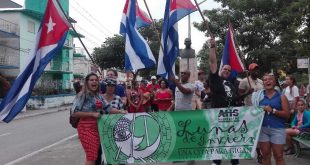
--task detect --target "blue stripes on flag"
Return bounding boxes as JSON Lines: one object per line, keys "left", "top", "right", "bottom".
{"left": 157, "top": 0, "right": 197, "bottom": 77}
{"left": 120, "top": 0, "right": 156, "bottom": 71}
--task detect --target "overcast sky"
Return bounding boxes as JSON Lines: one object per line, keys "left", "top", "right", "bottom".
{"left": 12, "top": 0, "right": 221, "bottom": 54}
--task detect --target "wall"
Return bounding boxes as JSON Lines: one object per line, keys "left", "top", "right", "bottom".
{"left": 26, "top": 94, "right": 75, "bottom": 109}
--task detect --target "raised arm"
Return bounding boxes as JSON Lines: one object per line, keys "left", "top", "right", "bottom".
{"left": 208, "top": 38, "right": 217, "bottom": 74}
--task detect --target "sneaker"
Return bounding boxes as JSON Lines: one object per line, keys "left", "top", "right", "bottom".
{"left": 257, "top": 155, "right": 263, "bottom": 164}
{"left": 285, "top": 149, "right": 295, "bottom": 155}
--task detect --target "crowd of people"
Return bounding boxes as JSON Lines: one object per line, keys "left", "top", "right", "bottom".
{"left": 71, "top": 39, "right": 310, "bottom": 165}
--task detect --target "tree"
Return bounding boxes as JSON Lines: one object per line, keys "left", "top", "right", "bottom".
{"left": 92, "top": 20, "right": 163, "bottom": 79}
{"left": 194, "top": 0, "right": 310, "bottom": 77}
{"left": 92, "top": 35, "right": 125, "bottom": 70}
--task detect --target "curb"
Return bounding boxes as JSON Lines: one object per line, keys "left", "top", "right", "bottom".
{"left": 15, "top": 107, "right": 70, "bottom": 120}
{"left": 0, "top": 106, "right": 72, "bottom": 123}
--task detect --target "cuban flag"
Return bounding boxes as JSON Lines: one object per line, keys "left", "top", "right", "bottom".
{"left": 120, "top": 0, "right": 156, "bottom": 71}
{"left": 219, "top": 25, "right": 245, "bottom": 78}
{"left": 0, "top": 0, "right": 70, "bottom": 123}
{"left": 157, "top": 0, "right": 197, "bottom": 77}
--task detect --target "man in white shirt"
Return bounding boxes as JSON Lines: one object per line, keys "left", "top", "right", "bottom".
{"left": 169, "top": 70, "right": 195, "bottom": 111}
{"left": 239, "top": 63, "right": 263, "bottom": 106}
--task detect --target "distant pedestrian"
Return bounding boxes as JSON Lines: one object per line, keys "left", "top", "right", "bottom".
{"left": 71, "top": 73, "right": 126, "bottom": 165}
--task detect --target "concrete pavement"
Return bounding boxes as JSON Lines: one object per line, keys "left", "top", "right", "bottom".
{"left": 6, "top": 106, "right": 310, "bottom": 165}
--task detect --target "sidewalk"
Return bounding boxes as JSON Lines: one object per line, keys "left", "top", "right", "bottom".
{"left": 14, "top": 105, "right": 72, "bottom": 120}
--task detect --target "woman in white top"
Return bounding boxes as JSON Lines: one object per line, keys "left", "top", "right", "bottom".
{"left": 284, "top": 75, "right": 299, "bottom": 115}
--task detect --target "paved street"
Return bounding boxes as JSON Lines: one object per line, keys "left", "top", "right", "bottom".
{"left": 0, "top": 108, "right": 76, "bottom": 165}
{"left": 1, "top": 108, "right": 310, "bottom": 165}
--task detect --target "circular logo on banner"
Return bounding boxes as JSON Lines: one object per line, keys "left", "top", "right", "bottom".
{"left": 111, "top": 112, "right": 174, "bottom": 163}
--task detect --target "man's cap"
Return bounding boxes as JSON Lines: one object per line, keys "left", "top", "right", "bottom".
{"left": 248, "top": 63, "right": 259, "bottom": 71}
{"left": 105, "top": 78, "right": 117, "bottom": 85}
{"left": 151, "top": 76, "right": 157, "bottom": 80}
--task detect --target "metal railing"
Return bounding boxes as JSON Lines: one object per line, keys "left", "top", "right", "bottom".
{"left": 0, "top": 45, "right": 19, "bottom": 67}
{"left": 0, "top": 18, "right": 19, "bottom": 36}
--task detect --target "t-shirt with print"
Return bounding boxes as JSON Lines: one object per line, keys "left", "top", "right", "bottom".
{"left": 239, "top": 77, "right": 263, "bottom": 106}
{"left": 209, "top": 71, "right": 239, "bottom": 108}
{"left": 175, "top": 82, "right": 195, "bottom": 111}
{"left": 106, "top": 95, "right": 124, "bottom": 110}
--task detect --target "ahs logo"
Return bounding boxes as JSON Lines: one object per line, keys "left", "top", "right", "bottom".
{"left": 218, "top": 109, "right": 239, "bottom": 117}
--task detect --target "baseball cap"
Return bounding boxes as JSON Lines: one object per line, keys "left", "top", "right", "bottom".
{"left": 248, "top": 63, "right": 259, "bottom": 71}
{"left": 151, "top": 76, "right": 157, "bottom": 80}
{"left": 105, "top": 78, "right": 117, "bottom": 86}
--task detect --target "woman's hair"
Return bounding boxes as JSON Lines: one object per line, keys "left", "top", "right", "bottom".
{"left": 158, "top": 79, "right": 168, "bottom": 88}
{"left": 286, "top": 75, "right": 297, "bottom": 95}
{"left": 296, "top": 98, "right": 307, "bottom": 108}
{"left": 81, "top": 72, "right": 99, "bottom": 96}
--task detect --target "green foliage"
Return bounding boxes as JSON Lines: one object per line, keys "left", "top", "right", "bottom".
{"left": 92, "top": 35, "right": 125, "bottom": 70}
{"left": 194, "top": 0, "right": 310, "bottom": 75}
{"left": 92, "top": 20, "right": 163, "bottom": 79}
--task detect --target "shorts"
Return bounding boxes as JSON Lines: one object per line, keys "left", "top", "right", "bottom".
{"left": 258, "top": 127, "right": 286, "bottom": 144}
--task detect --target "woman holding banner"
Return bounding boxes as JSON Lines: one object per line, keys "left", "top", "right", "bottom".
{"left": 71, "top": 73, "right": 126, "bottom": 165}
{"left": 258, "top": 74, "right": 290, "bottom": 165}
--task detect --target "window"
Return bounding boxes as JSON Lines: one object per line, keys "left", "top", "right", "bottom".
{"left": 27, "top": 20, "right": 35, "bottom": 33}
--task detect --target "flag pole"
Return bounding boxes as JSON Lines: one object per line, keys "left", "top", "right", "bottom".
{"left": 55, "top": 0, "right": 101, "bottom": 74}
{"left": 193, "top": 0, "right": 214, "bottom": 38}
{"left": 142, "top": 0, "right": 164, "bottom": 51}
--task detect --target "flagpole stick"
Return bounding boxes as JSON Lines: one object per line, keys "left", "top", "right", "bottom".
{"left": 142, "top": 0, "right": 164, "bottom": 51}
{"left": 55, "top": 0, "right": 101, "bottom": 74}
{"left": 228, "top": 23, "right": 252, "bottom": 88}
{"left": 193, "top": 0, "right": 214, "bottom": 38}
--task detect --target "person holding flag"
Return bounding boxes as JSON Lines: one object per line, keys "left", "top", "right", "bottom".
{"left": 208, "top": 34, "right": 243, "bottom": 164}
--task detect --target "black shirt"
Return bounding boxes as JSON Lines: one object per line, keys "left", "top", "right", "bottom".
{"left": 209, "top": 71, "right": 239, "bottom": 108}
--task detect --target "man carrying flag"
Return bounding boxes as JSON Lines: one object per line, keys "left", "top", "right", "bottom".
{"left": 208, "top": 26, "right": 244, "bottom": 164}
{"left": 0, "top": 0, "right": 70, "bottom": 123}
{"left": 157, "top": 0, "right": 197, "bottom": 78}
{"left": 120, "top": 0, "right": 156, "bottom": 71}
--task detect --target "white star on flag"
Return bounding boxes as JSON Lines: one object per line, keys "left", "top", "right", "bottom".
{"left": 45, "top": 16, "right": 56, "bottom": 33}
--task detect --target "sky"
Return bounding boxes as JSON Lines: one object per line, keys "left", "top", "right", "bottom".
{"left": 12, "top": 0, "right": 221, "bottom": 55}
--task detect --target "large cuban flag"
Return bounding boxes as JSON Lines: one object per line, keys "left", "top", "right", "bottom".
{"left": 157, "top": 0, "right": 197, "bottom": 77}
{"left": 219, "top": 24, "right": 245, "bottom": 78}
{"left": 120, "top": 0, "right": 156, "bottom": 71}
{"left": 0, "top": 0, "right": 70, "bottom": 123}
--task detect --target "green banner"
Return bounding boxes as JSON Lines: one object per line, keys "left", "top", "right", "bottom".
{"left": 98, "top": 106, "right": 264, "bottom": 164}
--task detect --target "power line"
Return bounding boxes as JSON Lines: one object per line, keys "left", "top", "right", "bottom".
{"left": 71, "top": 0, "right": 114, "bottom": 35}
{"left": 70, "top": 1, "right": 113, "bottom": 37}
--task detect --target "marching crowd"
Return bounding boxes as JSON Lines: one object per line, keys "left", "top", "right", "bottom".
{"left": 71, "top": 38, "right": 310, "bottom": 165}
